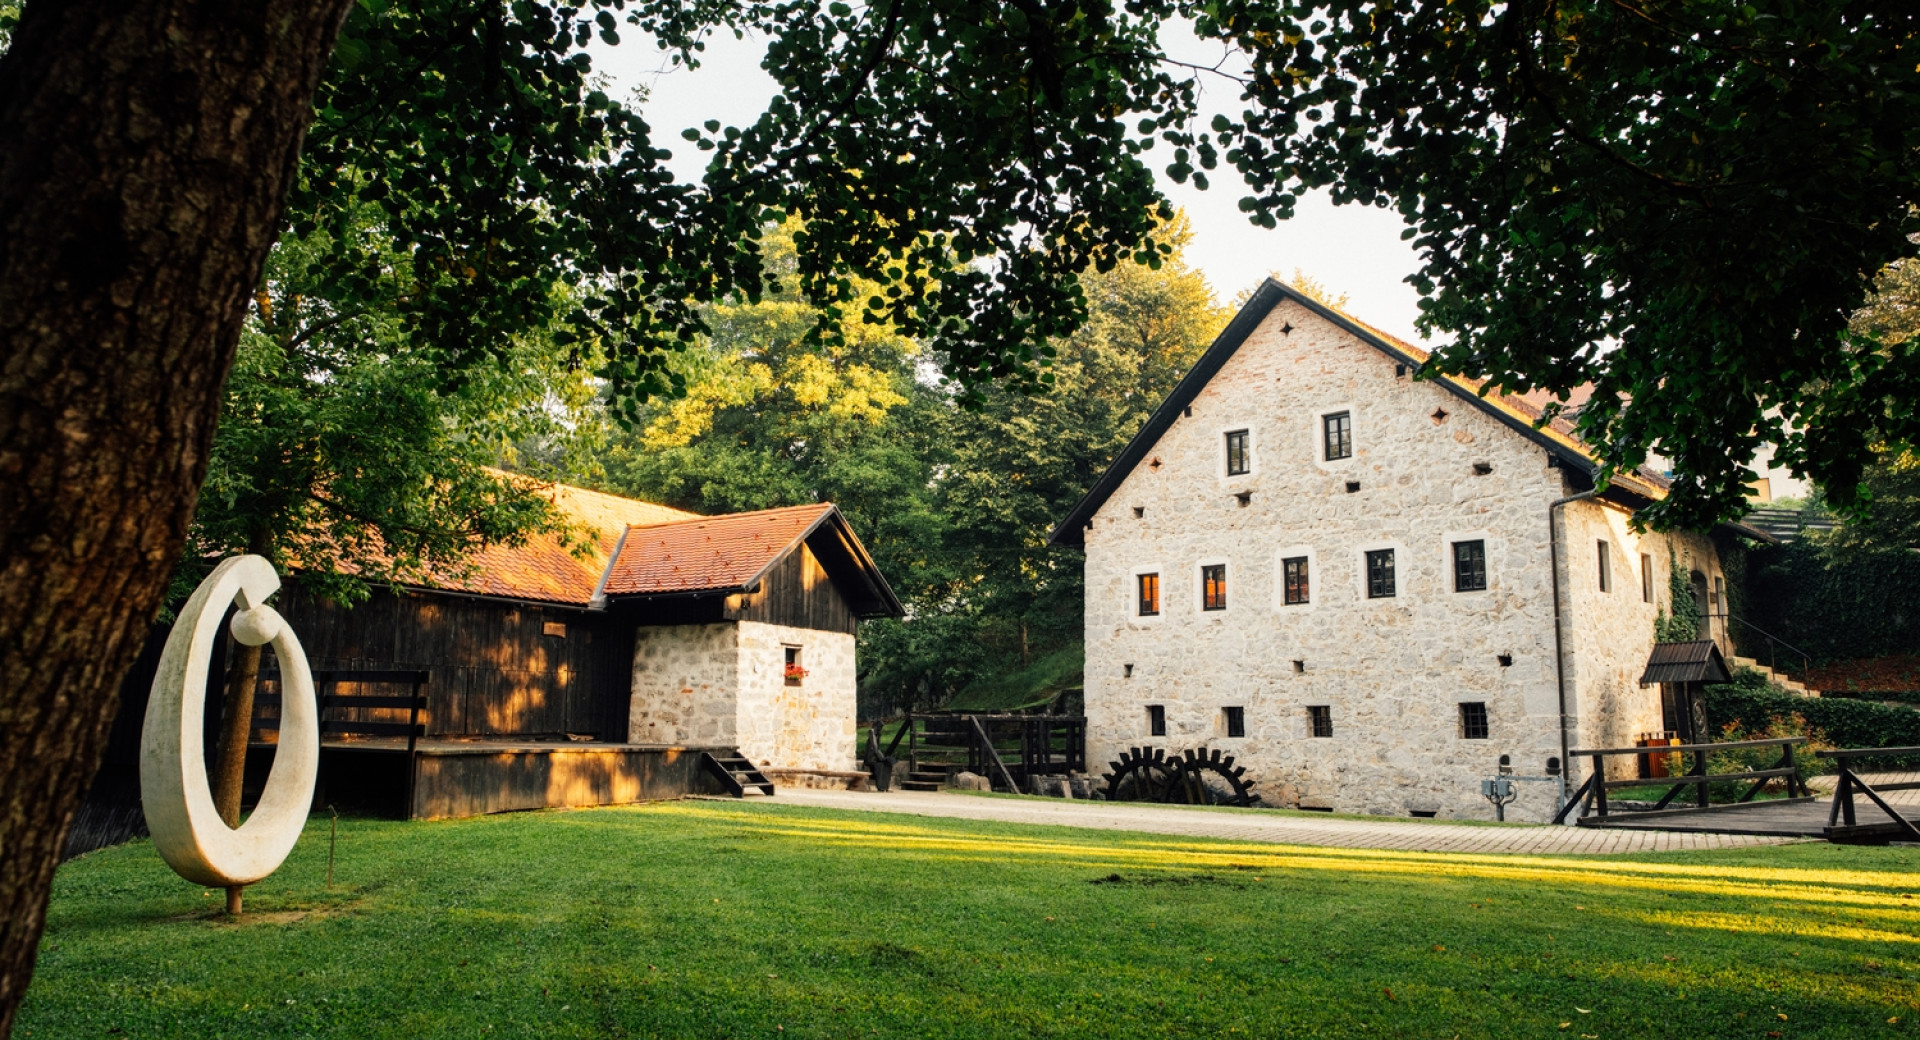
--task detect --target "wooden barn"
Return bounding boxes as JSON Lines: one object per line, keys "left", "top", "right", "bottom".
{"left": 74, "top": 483, "right": 901, "bottom": 848}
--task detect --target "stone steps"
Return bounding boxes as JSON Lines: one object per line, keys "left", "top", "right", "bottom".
{"left": 1730, "top": 656, "right": 1819, "bottom": 697}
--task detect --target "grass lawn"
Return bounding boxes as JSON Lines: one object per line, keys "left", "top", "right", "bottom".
{"left": 20, "top": 801, "right": 1920, "bottom": 1039}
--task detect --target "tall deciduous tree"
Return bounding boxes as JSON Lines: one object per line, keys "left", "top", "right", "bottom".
{"left": 885, "top": 215, "right": 1226, "bottom": 709}
{"left": 0, "top": 1, "right": 356, "bottom": 1027}
{"left": 191, "top": 220, "right": 604, "bottom": 831}
{"left": 1199, "top": 0, "right": 1920, "bottom": 528}
{"left": 595, "top": 221, "right": 949, "bottom": 608}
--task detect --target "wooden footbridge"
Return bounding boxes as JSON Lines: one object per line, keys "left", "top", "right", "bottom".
{"left": 1553, "top": 738, "right": 1920, "bottom": 844}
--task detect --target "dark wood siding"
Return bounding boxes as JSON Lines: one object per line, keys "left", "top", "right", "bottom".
{"left": 268, "top": 584, "right": 627, "bottom": 741}
{"left": 725, "top": 543, "right": 858, "bottom": 634}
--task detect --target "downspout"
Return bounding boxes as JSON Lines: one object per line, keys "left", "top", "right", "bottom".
{"left": 1548, "top": 485, "right": 1602, "bottom": 821}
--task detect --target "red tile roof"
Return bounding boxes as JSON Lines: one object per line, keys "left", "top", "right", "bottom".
{"left": 423, "top": 477, "right": 701, "bottom": 606}
{"left": 601, "top": 504, "right": 836, "bottom": 596}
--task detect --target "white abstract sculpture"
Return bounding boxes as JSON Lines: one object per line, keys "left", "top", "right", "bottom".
{"left": 140, "top": 555, "right": 319, "bottom": 887}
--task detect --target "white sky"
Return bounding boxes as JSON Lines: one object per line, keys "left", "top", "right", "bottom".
{"left": 590, "top": 25, "right": 1431, "bottom": 344}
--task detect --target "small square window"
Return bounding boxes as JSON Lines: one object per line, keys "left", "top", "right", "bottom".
{"left": 1225, "top": 429, "right": 1251, "bottom": 476}
{"left": 1323, "top": 412, "right": 1353, "bottom": 461}
{"left": 1283, "top": 556, "right": 1310, "bottom": 605}
{"left": 1452, "top": 540, "right": 1487, "bottom": 592}
{"left": 1459, "top": 702, "right": 1490, "bottom": 740}
{"left": 783, "top": 646, "right": 805, "bottom": 687}
{"left": 1222, "top": 706, "right": 1246, "bottom": 738}
{"left": 1202, "top": 564, "right": 1227, "bottom": 611}
{"left": 1366, "top": 549, "right": 1396, "bottom": 599}
{"left": 1137, "top": 573, "right": 1161, "bottom": 616}
{"left": 1147, "top": 705, "right": 1166, "bottom": 737}
{"left": 1307, "top": 705, "right": 1333, "bottom": 738}
{"left": 1596, "top": 541, "right": 1612, "bottom": 593}
{"left": 1641, "top": 553, "right": 1654, "bottom": 603}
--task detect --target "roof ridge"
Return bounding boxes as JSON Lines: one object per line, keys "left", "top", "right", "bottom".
{"left": 622, "top": 501, "right": 833, "bottom": 533}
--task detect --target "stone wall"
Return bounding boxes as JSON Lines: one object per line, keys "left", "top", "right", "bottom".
{"left": 626, "top": 620, "right": 857, "bottom": 772}
{"left": 627, "top": 623, "right": 740, "bottom": 746}
{"left": 1555, "top": 501, "right": 1722, "bottom": 779}
{"left": 1081, "top": 299, "right": 1724, "bottom": 823}
{"left": 734, "top": 620, "right": 858, "bottom": 772}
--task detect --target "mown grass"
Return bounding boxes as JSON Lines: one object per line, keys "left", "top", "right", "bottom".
{"left": 20, "top": 801, "right": 1920, "bottom": 1039}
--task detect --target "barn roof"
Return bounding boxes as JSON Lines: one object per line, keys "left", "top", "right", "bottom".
{"left": 1049, "top": 280, "right": 1750, "bottom": 547}
{"left": 390, "top": 478, "right": 901, "bottom": 617}
{"left": 599, "top": 503, "right": 903, "bottom": 618}
{"left": 1638, "top": 640, "right": 1733, "bottom": 686}
{"left": 421, "top": 477, "right": 701, "bottom": 606}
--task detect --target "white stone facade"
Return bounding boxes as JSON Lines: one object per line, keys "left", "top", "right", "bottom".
{"left": 1080, "top": 298, "right": 1726, "bottom": 822}
{"left": 627, "top": 621, "right": 857, "bottom": 772}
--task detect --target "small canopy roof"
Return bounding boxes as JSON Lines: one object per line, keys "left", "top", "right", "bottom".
{"left": 1638, "top": 640, "right": 1732, "bottom": 687}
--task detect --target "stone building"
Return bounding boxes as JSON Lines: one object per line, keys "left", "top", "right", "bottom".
{"left": 1051, "top": 280, "right": 1766, "bottom": 823}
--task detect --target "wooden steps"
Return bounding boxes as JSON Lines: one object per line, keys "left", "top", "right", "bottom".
{"left": 701, "top": 751, "right": 776, "bottom": 797}
{"left": 898, "top": 766, "right": 952, "bottom": 792}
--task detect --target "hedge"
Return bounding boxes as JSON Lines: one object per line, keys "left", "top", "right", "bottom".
{"left": 1708, "top": 684, "right": 1920, "bottom": 757}
{"left": 1737, "top": 537, "right": 1920, "bottom": 664}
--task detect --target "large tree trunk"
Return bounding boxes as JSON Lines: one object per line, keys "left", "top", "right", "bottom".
{"left": 0, "top": 2, "right": 351, "bottom": 1033}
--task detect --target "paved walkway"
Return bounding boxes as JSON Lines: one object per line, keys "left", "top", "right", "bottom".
{"left": 767, "top": 788, "right": 1798, "bottom": 855}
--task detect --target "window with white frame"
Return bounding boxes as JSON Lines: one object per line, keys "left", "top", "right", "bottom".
{"left": 1283, "top": 556, "right": 1310, "bottom": 605}
{"left": 1224, "top": 429, "right": 1251, "bottom": 477}
{"left": 1323, "top": 411, "right": 1353, "bottom": 461}
{"left": 1201, "top": 563, "right": 1227, "bottom": 611}
{"left": 1137, "top": 572, "right": 1161, "bottom": 616}
{"left": 1366, "top": 548, "right": 1396, "bottom": 599}
{"left": 1452, "top": 540, "right": 1487, "bottom": 592}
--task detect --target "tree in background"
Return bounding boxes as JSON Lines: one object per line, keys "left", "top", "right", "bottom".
{"left": 592, "top": 216, "right": 1224, "bottom": 716}
{"left": 188, "top": 219, "right": 604, "bottom": 830}
{"left": 1235, "top": 269, "right": 1351, "bottom": 312}
{"left": 864, "top": 215, "right": 1228, "bottom": 714}
{"left": 1204, "top": 0, "right": 1920, "bottom": 528}
{"left": 1821, "top": 251, "right": 1920, "bottom": 558}
{"left": 592, "top": 221, "right": 948, "bottom": 592}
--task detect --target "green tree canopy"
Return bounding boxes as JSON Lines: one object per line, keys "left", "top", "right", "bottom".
{"left": 188, "top": 216, "right": 603, "bottom": 605}
{"left": 1196, "top": 0, "right": 1920, "bottom": 527}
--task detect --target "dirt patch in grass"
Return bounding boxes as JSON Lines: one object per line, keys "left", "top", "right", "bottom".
{"left": 1087, "top": 872, "right": 1256, "bottom": 888}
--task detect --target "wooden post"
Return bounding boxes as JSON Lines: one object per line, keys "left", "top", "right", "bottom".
{"left": 225, "top": 886, "right": 243, "bottom": 916}
{"left": 1591, "top": 753, "right": 1609, "bottom": 817}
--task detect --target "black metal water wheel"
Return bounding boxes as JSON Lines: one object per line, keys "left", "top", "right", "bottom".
{"left": 1165, "top": 748, "right": 1261, "bottom": 807}
{"left": 1103, "top": 747, "right": 1180, "bottom": 802}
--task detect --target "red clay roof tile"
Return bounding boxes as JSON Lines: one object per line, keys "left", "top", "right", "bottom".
{"left": 601, "top": 504, "right": 836, "bottom": 596}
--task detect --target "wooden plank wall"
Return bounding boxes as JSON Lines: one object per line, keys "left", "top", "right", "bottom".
{"left": 271, "top": 585, "right": 628, "bottom": 741}
{"left": 725, "top": 543, "right": 857, "bottom": 635}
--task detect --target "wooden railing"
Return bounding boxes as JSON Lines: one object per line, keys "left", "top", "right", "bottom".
{"left": 1552, "top": 737, "right": 1810, "bottom": 824}
{"left": 968, "top": 716, "right": 1021, "bottom": 792}
{"left": 888, "top": 712, "right": 1086, "bottom": 792}
{"left": 1817, "top": 746, "right": 1920, "bottom": 842}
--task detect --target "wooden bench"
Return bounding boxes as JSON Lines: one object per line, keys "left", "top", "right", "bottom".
{"left": 255, "top": 669, "right": 431, "bottom": 817}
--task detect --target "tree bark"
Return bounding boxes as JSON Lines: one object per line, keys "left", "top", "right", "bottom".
{"left": 0, "top": 2, "right": 352, "bottom": 1033}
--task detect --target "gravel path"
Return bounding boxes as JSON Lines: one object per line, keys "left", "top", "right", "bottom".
{"left": 765, "top": 788, "right": 1801, "bottom": 855}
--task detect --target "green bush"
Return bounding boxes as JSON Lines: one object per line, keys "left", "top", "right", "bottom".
{"left": 1707, "top": 681, "right": 1920, "bottom": 771}
{"left": 1739, "top": 538, "right": 1920, "bottom": 664}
